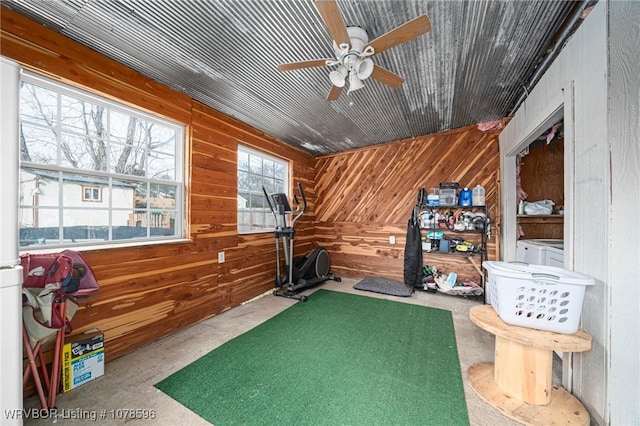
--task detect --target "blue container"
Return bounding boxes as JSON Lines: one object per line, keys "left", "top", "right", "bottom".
{"left": 459, "top": 187, "right": 472, "bottom": 206}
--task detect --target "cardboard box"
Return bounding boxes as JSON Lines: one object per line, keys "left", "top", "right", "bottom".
{"left": 62, "top": 330, "right": 104, "bottom": 392}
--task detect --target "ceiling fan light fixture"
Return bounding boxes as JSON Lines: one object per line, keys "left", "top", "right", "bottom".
{"left": 348, "top": 72, "right": 365, "bottom": 93}
{"left": 277, "top": 1, "right": 431, "bottom": 101}
{"left": 329, "top": 66, "right": 348, "bottom": 87}
{"left": 346, "top": 26, "right": 369, "bottom": 51}
{"left": 355, "top": 58, "right": 374, "bottom": 80}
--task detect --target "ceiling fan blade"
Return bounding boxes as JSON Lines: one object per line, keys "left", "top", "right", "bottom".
{"left": 315, "top": 0, "right": 351, "bottom": 46}
{"left": 277, "top": 59, "right": 330, "bottom": 72}
{"left": 365, "top": 15, "right": 431, "bottom": 56}
{"left": 327, "top": 85, "right": 343, "bottom": 101}
{"left": 371, "top": 65, "right": 405, "bottom": 89}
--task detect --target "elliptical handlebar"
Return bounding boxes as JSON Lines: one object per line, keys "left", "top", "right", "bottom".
{"left": 262, "top": 186, "right": 277, "bottom": 220}
{"left": 297, "top": 182, "right": 307, "bottom": 213}
{"left": 261, "top": 182, "right": 308, "bottom": 226}
{"left": 290, "top": 182, "right": 306, "bottom": 227}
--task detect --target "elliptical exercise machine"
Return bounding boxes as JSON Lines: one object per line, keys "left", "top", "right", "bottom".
{"left": 263, "top": 182, "right": 340, "bottom": 301}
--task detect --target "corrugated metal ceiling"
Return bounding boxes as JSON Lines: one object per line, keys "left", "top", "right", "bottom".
{"left": 2, "top": 0, "right": 589, "bottom": 155}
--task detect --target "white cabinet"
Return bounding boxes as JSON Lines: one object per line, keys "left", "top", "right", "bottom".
{"left": 516, "top": 239, "right": 564, "bottom": 266}
{"left": 545, "top": 246, "right": 564, "bottom": 267}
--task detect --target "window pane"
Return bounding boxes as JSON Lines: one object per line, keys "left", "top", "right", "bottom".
{"left": 238, "top": 210, "right": 250, "bottom": 232}
{"left": 112, "top": 178, "right": 145, "bottom": 210}
{"left": 149, "top": 124, "right": 176, "bottom": 155}
{"left": 249, "top": 155, "right": 262, "bottom": 174}
{"left": 238, "top": 170, "right": 249, "bottom": 191}
{"left": 249, "top": 172, "right": 264, "bottom": 192}
{"left": 113, "top": 210, "right": 148, "bottom": 240}
{"left": 274, "top": 163, "right": 286, "bottom": 180}
{"left": 250, "top": 211, "right": 265, "bottom": 230}
{"left": 262, "top": 178, "right": 276, "bottom": 195}
{"left": 110, "top": 110, "right": 135, "bottom": 142}
{"left": 238, "top": 151, "right": 249, "bottom": 172}
{"left": 148, "top": 152, "right": 175, "bottom": 180}
{"left": 21, "top": 123, "right": 58, "bottom": 164}
{"left": 19, "top": 208, "right": 60, "bottom": 247}
{"left": 60, "top": 95, "right": 106, "bottom": 138}
{"left": 62, "top": 209, "right": 109, "bottom": 244}
{"left": 150, "top": 210, "right": 176, "bottom": 234}
{"left": 149, "top": 183, "right": 177, "bottom": 208}
{"left": 60, "top": 133, "right": 108, "bottom": 171}
{"left": 263, "top": 159, "right": 275, "bottom": 177}
{"left": 110, "top": 142, "right": 147, "bottom": 176}
{"left": 238, "top": 192, "right": 250, "bottom": 210}
{"left": 20, "top": 168, "right": 59, "bottom": 207}
{"left": 250, "top": 192, "right": 266, "bottom": 209}
{"left": 265, "top": 213, "right": 275, "bottom": 228}
{"left": 20, "top": 82, "right": 57, "bottom": 127}
{"left": 62, "top": 173, "right": 108, "bottom": 208}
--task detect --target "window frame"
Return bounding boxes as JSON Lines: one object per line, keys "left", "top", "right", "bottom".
{"left": 81, "top": 185, "right": 103, "bottom": 202}
{"left": 237, "top": 145, "right": 289, "bottom": 234}
{"left": 18, "top": 71, "right": 186, "bottom": 250}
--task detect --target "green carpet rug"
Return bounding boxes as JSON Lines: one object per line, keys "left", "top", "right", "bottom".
{"left": 155, "top": 289, "right": 469, "bottom": 425}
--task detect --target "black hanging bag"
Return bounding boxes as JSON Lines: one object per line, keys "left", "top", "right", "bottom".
{"left": 403, "top": 204, "right": 423, "bottom": 289}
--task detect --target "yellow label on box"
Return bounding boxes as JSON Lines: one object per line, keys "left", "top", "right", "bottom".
{"left": 62, "top": 331, "right": 104, "bottom": 392}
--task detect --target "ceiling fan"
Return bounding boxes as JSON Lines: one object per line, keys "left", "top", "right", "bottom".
{"left": 277, "top": 0, "right": 431, "bottom": 101}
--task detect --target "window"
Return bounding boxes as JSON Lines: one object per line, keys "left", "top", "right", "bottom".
{"left": 82, "top": 186, "right": 102, "bottom": 202}
{"left": 19, "top": 73, "right": 185, "bottom": 248}
{"left": 237, "top": 146, "right": 288, "bottom": 233}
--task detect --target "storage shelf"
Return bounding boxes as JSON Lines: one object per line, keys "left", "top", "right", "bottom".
{"left": 422, "top": 250, "right": 484, "bottom": 257}
{"left": 517, "top": 214, "right": 564, "bottom": 224}
{"left": 415, "top": 201, "right": 489, "bottom": 300}
{"left": 420, "top": 227, "right": 485, "bottom": 234}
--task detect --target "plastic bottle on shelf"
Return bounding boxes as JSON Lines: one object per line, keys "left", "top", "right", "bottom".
{"left": 459, "top": 187, "right": 472, "bottom": 206}
{"left": 472, "top": 185, "right": 485, "bottom": 206}
{"left": 427, "top": 188, "right": 439, "bottom": 206}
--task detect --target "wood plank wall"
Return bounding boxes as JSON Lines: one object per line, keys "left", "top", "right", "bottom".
{"left": 314, "top": 126, "right": 501, "bottom": 283}
{"left": 518, "top": 138, "right": 564, "bottom": 239}
{"left": 1, "top": 7, "right": 316, "bottom": 365}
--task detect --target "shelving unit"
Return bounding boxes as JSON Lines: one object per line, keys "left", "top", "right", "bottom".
{"left": 517, "top": 214, "right": 564, "bottom": 239}
{"left": 415, "top": 203, "right": 490, "bottom": 296}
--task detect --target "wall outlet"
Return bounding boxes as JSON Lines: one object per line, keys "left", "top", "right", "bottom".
{"left": 218, "top": 251, "right": 225, "bottom": 263}
{"left": 389, "top": 235, "right": 396, "bottom": 245}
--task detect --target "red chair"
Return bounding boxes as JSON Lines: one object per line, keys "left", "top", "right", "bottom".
{"left": 21, "top": 251, "right": 99, "bottom": 410}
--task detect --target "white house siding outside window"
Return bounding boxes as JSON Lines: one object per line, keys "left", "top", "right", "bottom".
{"left": 18, "top": 73, "right": 185, "bottom": 249}
{"left": 237, "top": 146, "right": 288, "bottom": 233}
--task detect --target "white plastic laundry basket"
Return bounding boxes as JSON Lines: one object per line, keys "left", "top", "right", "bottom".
{"left": 482, "top": 261, "right": 595, "bottom": 334}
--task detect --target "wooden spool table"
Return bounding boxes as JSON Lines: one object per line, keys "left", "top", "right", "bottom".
{"left": 468, "top": 305, "right": 591, "bottom": 425}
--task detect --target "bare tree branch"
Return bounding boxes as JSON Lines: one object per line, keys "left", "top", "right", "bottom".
{"left": 19, "top": 123, "right": 32, "bottom": 162}
{"left": 116, "top": 116, "right": 137, "bottom": 174}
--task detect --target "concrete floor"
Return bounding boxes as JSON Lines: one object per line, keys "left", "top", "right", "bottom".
{"left": 24, "top": 277, "right": 521, "bottom": 425}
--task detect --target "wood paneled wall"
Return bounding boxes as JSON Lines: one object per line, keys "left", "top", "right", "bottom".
{"left": 518, "top": 138, "right": 564, "bottom": 239}
{"left": 2, "top": 7, "right": 316, "bottom": 364}
{"left": 314, "top": 126, "right": 501, "bottom": 282}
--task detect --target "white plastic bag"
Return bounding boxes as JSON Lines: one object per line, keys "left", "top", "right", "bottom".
{"left": 523, "top": 200, "right": 554, "bottom": 215}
